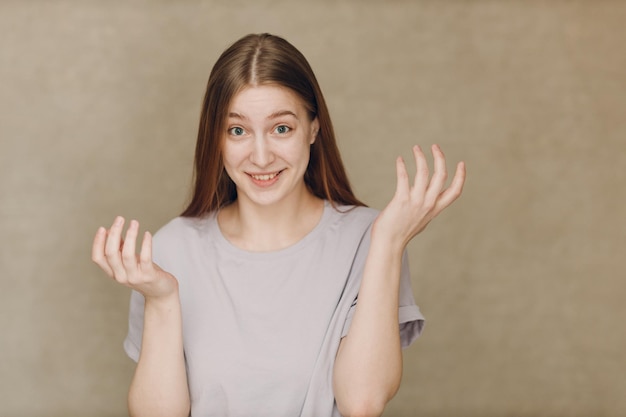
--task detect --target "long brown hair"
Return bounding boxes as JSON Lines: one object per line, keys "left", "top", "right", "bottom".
{"left": 181, "top": 33, "right": 364, "bottom": 217}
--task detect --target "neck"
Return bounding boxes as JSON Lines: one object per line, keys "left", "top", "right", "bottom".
{"left": 218, "top": 191, "right": 325, "bottom": 252}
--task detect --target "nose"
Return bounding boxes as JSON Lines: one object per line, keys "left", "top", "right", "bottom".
{"left": 250, "top": 135, "right": 274, "bottom": 167}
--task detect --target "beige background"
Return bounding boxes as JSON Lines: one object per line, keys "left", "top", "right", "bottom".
{"left": 1, "top": 1, "right": 624, "bottom": 416}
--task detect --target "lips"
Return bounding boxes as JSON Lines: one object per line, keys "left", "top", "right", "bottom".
{"left": 247, "top": 169, "right": 284, "bottom": 186}
{"left": 249, "top": 172, "right": 279, "bottom": 181}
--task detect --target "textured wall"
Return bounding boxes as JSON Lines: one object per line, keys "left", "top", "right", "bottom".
{"left": 1, "top": 1, "right": 624, "bottom": 416}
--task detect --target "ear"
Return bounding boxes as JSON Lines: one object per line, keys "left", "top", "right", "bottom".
{"left": 310, "top": 117, "right": 320, "bottom": 144}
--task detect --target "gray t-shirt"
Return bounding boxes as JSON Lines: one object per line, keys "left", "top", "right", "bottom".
{"left": 124, "top": 201, "right": 424, "bottom": 417}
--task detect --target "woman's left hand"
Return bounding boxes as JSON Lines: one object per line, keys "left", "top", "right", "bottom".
{"left": 373, "top": 144, "right": 466, "bottom": 252}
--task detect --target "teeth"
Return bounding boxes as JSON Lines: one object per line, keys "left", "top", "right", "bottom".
{"left": 251, "top": 172, "right": 278, "bottom": 181}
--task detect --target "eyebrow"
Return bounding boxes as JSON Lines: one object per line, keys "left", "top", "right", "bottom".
{"left": 267, "top": 110, "right": 298, "bottom": 120}
{"left": 227, "top": 110, "right": 298, "bottom": 120}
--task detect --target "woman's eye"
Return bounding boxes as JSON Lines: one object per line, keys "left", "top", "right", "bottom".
{"left": 275, "top": 125, "right": 291, "bottom": 134}
{"left": 229, "top": 127, "right": 245, "bottom": 136}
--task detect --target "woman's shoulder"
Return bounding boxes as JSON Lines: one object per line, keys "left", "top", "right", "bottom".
{"left": 327, "top": 203, "right": 379, "bottom": 229}
{"left": 153, "top": 212, "right": 216, "bottom": 243}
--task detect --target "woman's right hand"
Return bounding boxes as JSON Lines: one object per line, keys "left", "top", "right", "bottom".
{"left": 92, "top": 216, "right": 179, "bottom": 300}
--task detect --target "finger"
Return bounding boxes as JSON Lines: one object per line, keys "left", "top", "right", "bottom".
{"left": 139, "top": 230, "right": 155, "bottom": 277}
{"left": 92, "top": 227, "right": 114, "bottom": 277}
{"left": 411, "top": 145, "right": 429, "bottom": 196}
{"left": 434, "top": 161, "right": 466, "bottom": 214}
{"left": 122, "top": 220, "right": 139, "bottom": 270}
{"left": 394, "top": 156, "right": 410, "bottom": 198}
{"left": 104, "top": 216, "right": 127, "bottom": 280}
{"left": 424, "top": 144, "right": 448, "bottom": 204}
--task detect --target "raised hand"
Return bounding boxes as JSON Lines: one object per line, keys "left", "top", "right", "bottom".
{"left": 91, "top": 216, "right": 179, "bottom": 300}
{"left": 373, "top": 144, "right": 466, "bottom": 253}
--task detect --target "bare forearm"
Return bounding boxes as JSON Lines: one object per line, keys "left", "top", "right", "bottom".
{"left": 129, "top": 293, "right": 190, "bottom": 417}
{"left": 333, "top": 236, "right": 404, "bottom": 416}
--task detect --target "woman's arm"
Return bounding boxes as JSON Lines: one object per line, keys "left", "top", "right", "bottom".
{"left": 92, "top": 218, "right": 190, "bottom": 417}
{"left": 332, "top": 236, "right": 404, "bottom": 417}
{"left": 333, "top": 145, "right": 465, "bottom": 417}
{"left": 128, "top": 292, "right": 189, "bottom": 417}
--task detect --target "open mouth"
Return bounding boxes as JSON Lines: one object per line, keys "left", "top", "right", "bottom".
{"left": 250, "top": 171, "right": 280, "bottom": 181}
{"left": 247, "top": 169, "right": 285, "bottom": 184}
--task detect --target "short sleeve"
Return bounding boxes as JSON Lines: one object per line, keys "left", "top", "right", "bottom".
{"left": 123, "top": 290, "right": 145, "bottom": 362}
{"left": 341, "top": 249, "right": 425, "bottom": 349}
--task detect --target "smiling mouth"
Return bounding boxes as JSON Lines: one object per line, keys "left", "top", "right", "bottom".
{"left": 248, "top": 170, "right": 284, "bottom": 181}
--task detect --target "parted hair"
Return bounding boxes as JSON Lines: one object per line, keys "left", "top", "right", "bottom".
{"left": 181, "top": 33, "right": 364, "bottom": 217}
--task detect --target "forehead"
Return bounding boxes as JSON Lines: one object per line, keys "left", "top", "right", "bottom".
{"left": 228, "top": 85, "right": 306, "bottom": 118}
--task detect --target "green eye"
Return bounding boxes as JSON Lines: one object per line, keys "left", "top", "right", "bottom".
{"left": 230, "top": 127, "right": 245, "bottom": 136}
{"left": 275, "top": 125, "right": 291, "bottom": 134}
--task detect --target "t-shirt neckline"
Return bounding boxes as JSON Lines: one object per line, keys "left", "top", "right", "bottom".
{"left": 210, "top": 200, "right": 333, "bottom": 260}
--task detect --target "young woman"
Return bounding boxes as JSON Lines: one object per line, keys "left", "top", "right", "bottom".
{"left": 92, "top": 33, "right": 465, "bottom": 417}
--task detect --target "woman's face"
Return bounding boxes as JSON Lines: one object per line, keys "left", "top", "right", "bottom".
{"left": 222, "top": 84, "right": 319, "bottom": 208}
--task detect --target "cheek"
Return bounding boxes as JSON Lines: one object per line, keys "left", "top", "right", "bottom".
{"left": 283, "top": 140, "right": 311, "bottom": 165}
{"left": 221, "top": 144, "right": 246, "bottom": 168}
{"left": 221, "top": 158, "right": 236, "bottom": 180}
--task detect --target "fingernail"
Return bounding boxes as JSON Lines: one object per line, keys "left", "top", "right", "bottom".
{"left": 115, "top": 216, "right": 124, "bottom": 225}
